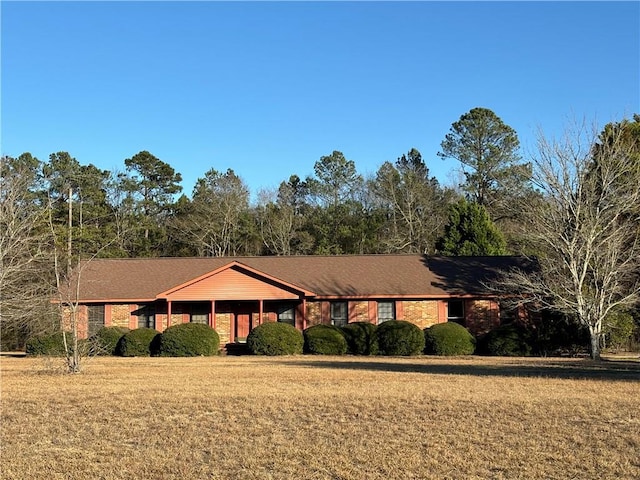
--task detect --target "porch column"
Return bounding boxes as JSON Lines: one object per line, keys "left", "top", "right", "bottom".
{"left": 105, "top": 305, "right": 112, "bottom": 327}
{"left": 258, "top": 300, "right": 263, "bottom": 326}
{"left": 230, "top": 313, "right": 235, "bottom": 343}
{"left": 167, "top": 301, "right": 172, "bottom": 329}
{"left": 302, "top": 299, "right": 307, "bottom": 330}
{"left": 210, "top": 300, "right": 216, "bottom": 329}
{"left": 154, "top": 305, "right": 162, "bottom": 331}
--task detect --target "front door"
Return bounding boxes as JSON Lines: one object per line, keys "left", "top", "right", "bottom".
{"left": 235, "top": 313, "right": 251, "bottom": 341}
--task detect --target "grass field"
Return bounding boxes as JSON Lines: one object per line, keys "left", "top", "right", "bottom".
{"left": 1, "top": 355, "right": 639, "bottom": 480}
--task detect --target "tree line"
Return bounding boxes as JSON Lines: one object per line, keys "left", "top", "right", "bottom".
{"left": 2, "top": 108, "right": 531, "bottom": 260}
{"left": 1, "top": 107, "right": 639, "bottom": 361}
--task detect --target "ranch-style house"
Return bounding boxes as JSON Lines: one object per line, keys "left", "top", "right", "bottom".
{"left": 67, "top": 254, "right": 532, "bottom": 345}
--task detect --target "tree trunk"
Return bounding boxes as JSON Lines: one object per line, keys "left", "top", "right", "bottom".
{"left": 589, "top": 330, "right": 601, "bottom": 361}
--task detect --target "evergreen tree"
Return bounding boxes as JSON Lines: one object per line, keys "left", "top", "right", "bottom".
{"left": 120, "top": 151, "right": 182, "bottom": 256}
{"left": 436, "top": 199, "right": 507, "bottom": 256}
{"left": 438, "top": 107, "right": 530, "bottom": 216}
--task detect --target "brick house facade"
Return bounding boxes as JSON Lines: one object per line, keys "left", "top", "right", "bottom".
{"left": 66, "top": 255, "right": 532, "bottom": 344}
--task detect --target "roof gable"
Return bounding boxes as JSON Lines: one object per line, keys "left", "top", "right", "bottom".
{"left": 157, "top": 261, "right": 315, "bottom": 301}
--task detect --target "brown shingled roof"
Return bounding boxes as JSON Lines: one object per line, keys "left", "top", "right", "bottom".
{"left": 71, "top": 255, "right": 534, "bottom": 302}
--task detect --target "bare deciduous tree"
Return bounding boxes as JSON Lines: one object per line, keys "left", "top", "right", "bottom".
{"left": 372, "top": 149, "right": 451, "bottom": 254}
{"left": 175, "top": 168, "right": 250, "bottom": 257}
{"left": 0, "top": 156, "right": 55, "bottom": 350}
{"left": 500, "top": 119, "right": 640, "bottom": 360}
{"left": 256, "top": 188, "right": 296, "bottom": 256}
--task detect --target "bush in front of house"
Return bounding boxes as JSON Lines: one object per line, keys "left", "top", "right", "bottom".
{"left": 246, "top": 322, "right": 303, "bottom": 356}
{"left": 340, "top": 321, "right": 379, "bottom": 355}
{"left": 526, "top": 311, "right": 590, "bottom": 356}
{"left": 476, "top": 323, "right": 531, "bottom": 357}
{"left": 157, "top": 323, "right": 220, "bottom": 356}
{"left": 90, "top": 326, "right": 130, "bottom": 356}
{"left": 424, "top": 322, "right": 476, "bottom": 356}
{"left": 26, "top": 332, "right": 70, "bottom": 356}
{"left": 303, "top": 324, "right": 347, "bottom": 355}
{"left": 115, "top": 328, "right": 160, "bottom": 357}
{"left": 376, "top": 320, "right": 425, "bottom": 356}
{"left": 26, "top": 331, "right": 91, "bottom": 357}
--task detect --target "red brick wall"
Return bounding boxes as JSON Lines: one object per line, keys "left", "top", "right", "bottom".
{"left": 216, "top": 313, "right": 232, "bottom": 345}
{"left": 401, "top": 300, "right": 440, "bottom": 329}
{"left": 465, "top": 299, "right": 500, "bottom": 336}
{"left": 111, "top": 304, "right": 131, "bottom": 329}
{"left": 350, "top": 301, "right": 369, "bottom": 322}
{"left": 77, "top": 297, "right": 502, "bottom": 343}
{"left": 305, "top": 302, "right": 322, "bottom": 326}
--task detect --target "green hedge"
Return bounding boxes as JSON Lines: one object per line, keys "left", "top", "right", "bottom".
{"left": 303, "top": 324, "right": 347, "bottom": 355}
{"left": 341, "top": 322, "right": 378, "bottom": 355}
{"left": 477, "top": 323, "right": 531, "bottom": 357}
{"left": 424, "top": 322, "right": 475, "bottom": 356}
{"left": 90, "top": 326, "right": 130, "bottom": 356}
{"left": 246, "top": 322, "right": 303, "bottom": 356}
{"left": 115, "top": 328, "right": 160, "bottom": 357}
{"left": 376, "top": 320, "right": 425, "bottom": 356}
{"left": 157, "top": 323, "right": 220, "bottom": 357}
{"left": 26, "top": 332, "right": 70, "bottom": 356}
{"left": 26, "top": 332, "right": 90, "bottom": 357}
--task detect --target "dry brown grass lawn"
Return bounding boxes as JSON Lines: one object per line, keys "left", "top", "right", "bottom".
{"left": 1, "top": 355, "right": 639, "bottom": 480}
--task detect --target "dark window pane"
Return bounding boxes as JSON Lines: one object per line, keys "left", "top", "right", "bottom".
{"left": 277, "top": 304, "right": 296, "bottom": 326}
{"left": 331, "top": 302, "right": 348, "bottom": 327}
{"left": 190, "top": 304, "right": 209, "bottom": 324}
{"left": 87, "top": 305, "right": 105, "bottom": 336}
{"left": 138, "top": 305, "right": 155, "bottom": 329}
{"left": 447, "top": 300, "right": 464, "bottom": 324}
{"left": 378, "top": 301, "right": 395, "bottom": 324}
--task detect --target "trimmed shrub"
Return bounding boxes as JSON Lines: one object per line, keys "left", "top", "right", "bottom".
{"left": 115, "top": 328, "right": 160, "bottom": 357}
{"left": 246, "top": 322, "right": 303, "bottom": 356}
{"left": 26, "top": 332, "right": 89, "bottom": 357}
{"left": 477, "top": 323, "right": 531, "bottom": 357}
{"left": 424, "top": 322, "right": 475, "bottom": 356}
{"left": 376, "top": 320, "right": 425, "bottom": 356}
{"left": 341, "top": 322, "right": 378, "bottom": 355}
{"left": 26, "top": 332, "right": 69, "bottom": 356}
{"left": 91, "top": 326, "right": 130, "bottom": 356}
{"left": 157, "top": 323, "right": 220, "bottom": 357}
{"left": 303, "top": 324, "right": 347, "bottom": 355}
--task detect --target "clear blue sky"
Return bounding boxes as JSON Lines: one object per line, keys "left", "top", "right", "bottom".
{"left": 2, "top": 1, "right": 638, "bottom": 199}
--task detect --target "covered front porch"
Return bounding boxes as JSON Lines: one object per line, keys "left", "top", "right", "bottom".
{"left": 154, "top": 299, "right": 309, "bottom": 345}
{"left": 152, "top": 260, "right": 316, "bottom": 345}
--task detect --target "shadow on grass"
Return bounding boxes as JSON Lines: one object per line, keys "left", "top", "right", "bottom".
{"left": 288, "top": 357, "right": 640, "bottom": 382}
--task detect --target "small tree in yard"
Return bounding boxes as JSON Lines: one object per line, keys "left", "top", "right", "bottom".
{"left": 46, "top": 156, "right": 126, "bottom": 372}
{"left": 498, "top": 118, "right": 640, "bottom": 360}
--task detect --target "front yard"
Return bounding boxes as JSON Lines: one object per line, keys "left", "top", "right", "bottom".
{"left": 1, "top": 355, "right": 639, "bottom": 479}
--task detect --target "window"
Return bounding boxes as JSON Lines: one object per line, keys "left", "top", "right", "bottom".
{"left": 277, "top": 304, "right": 296, "bottom": 326}
{"left": 447, "top": 300, "right": 465, "bottom": 324}
{"left": 138, "top": 305, "right": 155, "bottom": 329}
{"left": 190, "top": 304, "right": 209, "bottom": 324}
{"left": 377, "top": 301, "right": 395, "bottom": 324}
{"left": 331, "top": 302, "right": 348, "bottom": 327}
{"left": 87, "top": 304, "right": 105, "bottom": 336}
